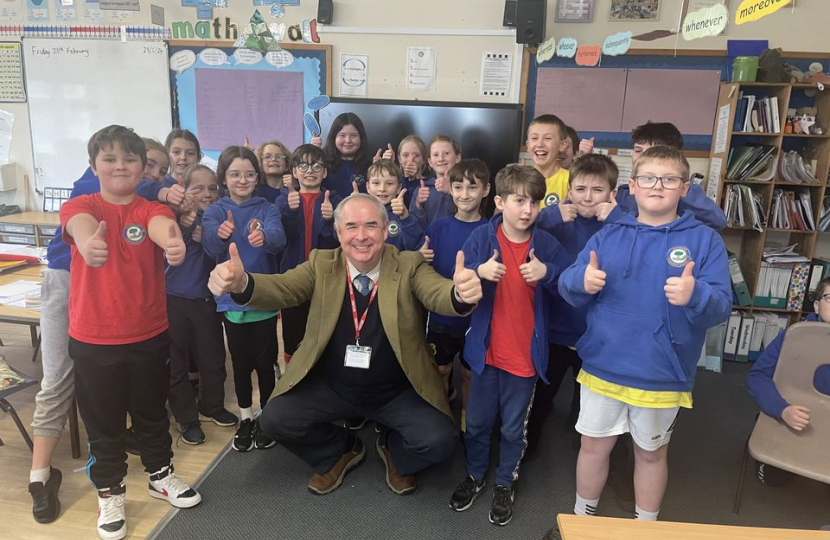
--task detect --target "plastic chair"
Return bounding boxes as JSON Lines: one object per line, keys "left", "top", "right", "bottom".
{"left": 0, "top": 363, "right": 38, "bottom": 452}
{"left": 733, "top": 321, "right": 830, "bottom": 513}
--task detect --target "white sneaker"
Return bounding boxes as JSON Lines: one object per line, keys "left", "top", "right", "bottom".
{"left": 97, "top": 485, "right": 127, "bottom": 540}
{"left": 148, "top": 465, "right": 202, "bottom": 508}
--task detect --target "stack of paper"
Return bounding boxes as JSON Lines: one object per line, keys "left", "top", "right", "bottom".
{"left": 0, "top": 279, "right": 41, "bottom": 308}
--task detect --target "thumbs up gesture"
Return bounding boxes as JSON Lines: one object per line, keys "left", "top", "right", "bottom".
{"left": 519, "top": 249, "right": 547, "bottom": 282}
{"left": 416, "top": 179, "right": 429, "bottom": 209}
{"left": 382, "top": 143, "right": 395, "bottom": 161}
{"left": 578, "top": 136, "right": 595, "bottom": 156}
{"left": 402, "top": 161, "right": 419, "bottom": 179}
{"left": 82, "top": 220, "right": 109, "bottom": 268}
{"left": 558, "top": 202, "right": 578, "bottom": 223}
{"left": 391, "top": 188, "right": 408, "bottom": 218}
{"left": 595, "top": 195, "right": 618, "bottom": 222}
{"left": 584, "top": 250, "right": 607, "bottom": 295}
{"left": 248, "top": 219, "right": 265, "bottom": 248}
{"left": 435, "top": 172, "right": 451, "bottom": 194}
{"left": 244, "top": 135, "right": 253, "bottom": 150}
{"left": 180, "top": 209, "right": 197, "bottom": 228}
{"left": 453, "top": 251, "right": 482, "bottom": 304}
{"left": 419, "top": 235, "right": 434, "bottom": 263}
{"left": 209, "top": 242, "right": 248, "bottom": 296}
{"left": 166, "top": 183, "right": 186, "bottom": 207}
{"left": 351, "top": 181, "right": 360, "bottom": 195}
{"left": 665, "top": 261, "right": 696, "bottom": 306}
{"left": 310, "top": 135, "right": 322, "bottom": 148}
{"left": 321, "top": 190, "right": 333, "bottom": 221}
{"left": 282, "top": 173, "right": 295, "bottom": 190}
{"left": 477, "top": 249, "right": 506, "bottom": 282}
{"left": 373, "top": 148, "right": 383, "bottom": 163}
{"left": 165, "top": 223, "right": 186, "bottom": 266}
{"left": 287, "top": 182, "right": 301, "bottom": 210}
{"left": 218, "top": 210, "right": 235, "bottom": 240}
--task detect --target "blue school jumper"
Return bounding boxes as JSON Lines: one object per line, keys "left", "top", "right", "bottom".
{"left": 614, "top": 182, "right": 727, "bottom": 231}
{"left": 383, "top": 205, "right": 423, "bottom": 252}
{"left": 274, "top": 188, "right": 342, "bottom": 272}
{"left": 408, "top": 176, "right": 455, "bottom": 229}
{"left": 322, "top": 160, "right": 366, "bottom": 196}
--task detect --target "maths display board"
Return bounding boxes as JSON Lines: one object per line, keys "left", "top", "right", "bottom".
{"left": 23, "top": 38, "right": 172, "bottom": 190}
{"left": 168, "top": 43, "right": 330, "bottom": 163}
{"left": 527, "top": 53, "right": 729, "bottom": 152}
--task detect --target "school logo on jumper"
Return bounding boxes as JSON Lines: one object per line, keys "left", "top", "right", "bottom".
{"left": 123, "top": 223, "right": 147, "bottom": 245}
{"left": 248, "top": 218, "right": 263, "bottom": 234}
{"left": 544, "top": 192, "right": 559, "bottom": 206}
{"left": 387, "top": 222, "right": 400, "bottom": 236}
{"left": 351, "top": 173, "right": 365, "bottom": 186}
{"left": 667, "top": 246, "right": 691, "bottom": 267}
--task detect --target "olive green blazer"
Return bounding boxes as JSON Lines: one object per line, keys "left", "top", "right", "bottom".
{"left": 246, "top": 245, "right": 463, "bottom": 417}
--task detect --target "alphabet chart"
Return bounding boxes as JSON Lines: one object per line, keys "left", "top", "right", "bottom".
{"left": 0, "top": 42, "right": 25, "bottom": 102}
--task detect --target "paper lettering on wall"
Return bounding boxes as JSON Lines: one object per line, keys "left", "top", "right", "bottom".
{"left": 734, "top": 0, "right": 791, "bottom": 25}
{"left": 602, "top": 31, "right": 632, "bottom": 56}
{"left": 575, "top": 45, "right": 601, "bottom": 67}
{"left": 556, "top": 38, "right": 578, "bottom": 58}
{"left": 170, "top": 50, "right": 197, "bottom": 74}
{"left": 341, "top": 54, "right": 368, "bottom": 97}
{"left": 480, "top": 52, "right": 512, "bottom": 98}
{"left": 683, "top": 3, "right": 728, "bottom": 40}
{"left": 98, "top": 0, "right": 139, "bottom": 10}
{"left": 536, "top": 36, "right": 556, "bottom": 64}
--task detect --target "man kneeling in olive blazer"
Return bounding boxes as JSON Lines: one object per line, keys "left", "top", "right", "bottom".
{"left": 209, "top": 194, "right": 483, "bottom": 496}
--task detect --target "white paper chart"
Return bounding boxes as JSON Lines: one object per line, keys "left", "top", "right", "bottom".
{"left": 0, "top": 42, "right": 25, "bottom": 102}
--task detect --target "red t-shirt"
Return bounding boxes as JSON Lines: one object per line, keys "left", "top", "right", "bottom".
{"left": 485, "top": 224, "right": 536, "bottom": 377}
{"left": 300, "top": 192, "right": 318, "bottom": 261}
{"left": 60, "top": 193, "right": 175, "bottom": 345}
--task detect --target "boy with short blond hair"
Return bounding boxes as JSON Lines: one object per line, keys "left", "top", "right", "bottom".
{"left": 558, "top": 146, "right": 731, "bottom": 521}
{"left": 62, "top": 125, "right": 201, "bottom": 539}
{"left": 450, "top": 164, "right": 570, "bottom": 526}
{"left": 366, "top": 158, "right": 423, "bottom": 251}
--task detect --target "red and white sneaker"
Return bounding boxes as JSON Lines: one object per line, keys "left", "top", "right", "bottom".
{"left": 148, "top": 465, "right": 202, "bottom": 508}
{"left": 97, "top": 484, "right": 127, "bottom": 540}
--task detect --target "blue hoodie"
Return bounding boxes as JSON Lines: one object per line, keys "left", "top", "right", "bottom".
{"left": 462, "top": 214, "right": 572, "bottom": 383}
{"left": 558, "top": 211, "right": 732, "bottom": 392}
{"left": 535, "top": 206, "right": 606, "bottom": 346}
{"left": 165, "top": 212, "right": 214, "bottom": 300}
{"left": 747, "top": 313, "right": 830, "bottom": 419}
{"left": 202, "top": 196, "right": 285, "bottom": 312}
{"left": 47, "top": 168, "right": 164, "bottom": 271}
{"left": 256, "top": 182, "right": 284, "bottom": 204}
{"left": 384, "top": 205, "right": 423, "bottom": 252}
{"left": 615, "top": 182, "right": 727, "bottom": 231}
{"left": 274, "top": 188, "right": 341, "bottom": 272}
{"left": 322, "top": 160, "right": 366, "bottom": 197}
{"left": 408, "top": 176, "right": 454, "bottom": 230}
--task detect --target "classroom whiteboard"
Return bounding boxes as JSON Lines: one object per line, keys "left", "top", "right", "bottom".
{"left": 23, "top": 38, "right": 172, "bottom": 190}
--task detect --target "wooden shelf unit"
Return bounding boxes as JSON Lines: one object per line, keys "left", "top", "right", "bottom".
{"left": 708, "top": 82, "right": 830, "bottom": 323}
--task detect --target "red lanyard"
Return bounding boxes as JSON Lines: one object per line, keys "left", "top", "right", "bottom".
{"left": 346, "top": 263, "right": 379, "bottom": 346}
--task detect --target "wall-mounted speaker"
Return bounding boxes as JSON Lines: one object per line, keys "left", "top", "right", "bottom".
{"left": 515, "top": 0, "right": 546, "bottom": 44}
{"left": 317, "top": 0, "right": 333, "bottom": 25}
{"left": 503, "top": 1, "right": 517, "bottom": 27}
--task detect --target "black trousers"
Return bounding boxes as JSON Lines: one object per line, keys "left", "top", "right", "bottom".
{"left": 222, "top": 316, "right": 278, "bottom": 410}
{"left": 527, "top": 343, "right": 582, "bottom": 449}
{"left": 166, "top": 295, "right": 228, "bottom": 424}
{"left": 259, "top": 376, "right": 458, "bottom": 476}
{"left": 70, "top": 332, "right": 173, "bottom": 489}
{"left": 281, "top": 301, "right": 310, "bottom": 357}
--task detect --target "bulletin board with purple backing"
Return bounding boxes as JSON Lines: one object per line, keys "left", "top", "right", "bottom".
{"left": 534, "top": 67, "right": 628, "bottom": 133}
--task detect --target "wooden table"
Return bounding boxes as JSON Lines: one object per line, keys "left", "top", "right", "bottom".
{"left": 556, "top": 514, "right": 830, "bottom": 539}
{"left": 0, "top": 264, "right": 82, "bottom": 458}
{"left": 0, "top": 211, "right": 60, "bottom": 247}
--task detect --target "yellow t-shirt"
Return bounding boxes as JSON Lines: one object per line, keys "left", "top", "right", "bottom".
{"left": 577, "top": 370, "right": 693, "bottom": 409}
{"left": 541, "top": 168, "right": 569, "bottom": 208}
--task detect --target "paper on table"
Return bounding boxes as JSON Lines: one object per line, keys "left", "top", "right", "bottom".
{"left": 407, "top": 47, "right": 435, "bottom": 92}
{"left": 0, "top": 279, "right": 41, "bottom": 304}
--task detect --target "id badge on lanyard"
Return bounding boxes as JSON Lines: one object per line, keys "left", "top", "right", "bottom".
{"left": 344, "top": 263, "right": 378, "bottom": 369}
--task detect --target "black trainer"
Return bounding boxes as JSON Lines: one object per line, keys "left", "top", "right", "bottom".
{"left": 233, "top": 418, "right": 255, "bottom": 452}
{"left": 200, "top": 408, "right": 238, "bottom": 427}
{"left": 124, "top": 426, "right": 140, "bottom": 456}
{"left": 344, "top": 417, "right": 367, "bottom": 431}
{"left": 254, "top": 419, "right": 276, "bottom": 449}
{"left": 449, "top": 474, "right": 486, "bottom": 512}
{"left": 489, "top": 484, "right": 515, "bottom": 526}
{"left": 29, "top": 467, "right": 62, "bottom": 523}
{"left": 180, "top": 421, "right": 206, "bottom": 445}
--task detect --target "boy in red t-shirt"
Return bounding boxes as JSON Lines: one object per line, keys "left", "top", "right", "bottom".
{"left": 61, "top": 125, "right": 201, "bottom": 540}
{"left": 450, "top": 165, "right": 570, "bottom": 526}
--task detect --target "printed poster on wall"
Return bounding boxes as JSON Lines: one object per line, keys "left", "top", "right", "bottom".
{"left": 26, "top": 0, "right": 49, "bottom": 21}
{"left": 83, "top": 0, "right": 104, "bottom": 22}
{"left": 0, "top": 0, "right": 23, "bottom": 21}
{"left": 407, "top": 47, "right": 435, "bottom": 92}
{"left": 54, "top": 0, "right": 78, "bottom": 22}
{"left": 340, "top": 54, "right": 368, "bottom": 97}
{"left": 480, "top": 52, "right": 512, "bottom": 98}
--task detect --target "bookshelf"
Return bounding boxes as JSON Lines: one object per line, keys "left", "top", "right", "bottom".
{"left": 708, "top": 81, "right": 830, "bottom": 324}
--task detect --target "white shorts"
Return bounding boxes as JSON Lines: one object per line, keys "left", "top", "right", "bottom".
{"left": 575, "top": 386, "right": 680, "bottom": 451}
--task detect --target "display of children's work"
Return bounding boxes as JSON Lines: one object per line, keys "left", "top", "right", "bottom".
{"left": 609, "top": 0, "right": 659, "bottom": 20}
{"left": 169, "top": 42, "right": 330, "bottom": 162}
{"left": 0, "top": 42, "right": 25, "bottom": 102}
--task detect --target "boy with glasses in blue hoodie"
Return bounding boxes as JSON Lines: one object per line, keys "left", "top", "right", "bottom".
{"left": 558, "top": 146, "right": 731, "bottom": 521}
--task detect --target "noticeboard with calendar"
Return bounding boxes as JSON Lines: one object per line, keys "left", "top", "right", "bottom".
{"left": 0, "top": 42, "right": 25, "bottom": 103}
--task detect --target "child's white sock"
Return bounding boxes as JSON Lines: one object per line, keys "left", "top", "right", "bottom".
{"left": 574, "top": 494, "right": 599, "bottom": 516}
{"left": 240, "top": 407, "right": 254, "bottom": 421}
{"left": 30, "top": 466, "right": 51, "bottom": 484}
{"left": 635, "top": 505, "right": 659, "bottom": 521}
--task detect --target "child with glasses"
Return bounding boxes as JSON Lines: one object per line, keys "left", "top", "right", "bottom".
{"left": 276, "top": 144, "right": 341, "bottom": 363}
{"left": 256, "top": 140, "right": 293, "bottom": 203}
{"left": 203, "top": 146, "right": 286, "bottom": 452}
{"left": 747, "top": 276, "right": 830, "bottom": 485}
{"left": 558, "top": 145, "right": 731, "bottom": 521}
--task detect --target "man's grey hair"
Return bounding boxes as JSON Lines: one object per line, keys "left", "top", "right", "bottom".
{"left": 333, "top": 193, "right": 389, "bottom": 228}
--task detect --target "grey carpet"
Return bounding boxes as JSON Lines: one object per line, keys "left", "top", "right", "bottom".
{"left": 152, "top": 363, "right": 830, "bottom": 539}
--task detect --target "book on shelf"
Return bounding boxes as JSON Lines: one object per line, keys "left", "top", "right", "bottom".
{"left": 778, "top": 150, "right": 820, "bottom": 184}
{"left": 726, "top": 144, "right": 777, "bottom": 182}
{"left": 736, "top": 313, "right": 755, "bottom": 362}
{"left": 818, "top": 195, "right": 830, "bottom": 232}
{"left": 769, "top": 188, "right": 815, "bottom": 231}
{"left": 803, "top": 258, "right": 830, "bottom": 312}
{"left": 733, "top": 93, "right": 780, "bottom": 134}
{"left": 728, "top": 251, "right": 752, "bottom": 306}
{"left": 753, "top": 246, "right": 814, "bottom": 311}
{"left": 717, "top": 311, "right": 790, "bottom": 365}
{"left": 723, "top": 311, "right": 742, "bottom": 361}
{"left": 722, "top": 184, "right": 766, "bottom": 231}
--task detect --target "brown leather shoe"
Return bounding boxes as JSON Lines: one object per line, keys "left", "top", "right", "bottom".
{"left": 376, "top": 433, "right": 416, "bottom": 495}
{"left": 307, "top": 437, "right": 365, "bottom": 495}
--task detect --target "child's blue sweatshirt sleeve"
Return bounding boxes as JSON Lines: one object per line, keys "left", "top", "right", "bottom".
{"left": 681, "top": 233, "right": 732, "bottom": 329}
{"left": 135, "top": 179, "right": 163, "bottom": 202}
{"left": 746, "top": 330, "right": 790, "bottom": 419}
{"left": 261, "top": 201, "right": 286, "bottom": 255}
{"left": 558, "top": 231, "right": 604, "bottom": 308}
{"left": 535, "top": 232, "right": 571, "bottom": 294}
{"left": 201, "top": 204, "right": 229, "bottom": 259}
{"left": 399, "top": 213, "right": 424, "bottom": 251}
{"left": 535, "top": 205, "right": 564, "bottom": 231}
{"left": 276, "top": 191, "right": 299, "bottom": 236}
{"left": 616, "top": 183, "right": 727, "bottom": 231}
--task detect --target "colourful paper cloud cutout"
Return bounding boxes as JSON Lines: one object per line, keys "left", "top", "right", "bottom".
{"left": 537, "top": 36, "right": 557, "bottom": 64}
{"left": 556, "top": 38, "right": 578, "bottom": 59}
{"left": 602, "top": 31, "right": 632, "bottom": 56}
{"left": 576, "top": 45, "right": 601, "bottom": 67}
{"left": 682, "top": 3, "right": 728, "bottom": 40}
{"left": 735, "top": 0, "right": 791, "bottom": 25}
